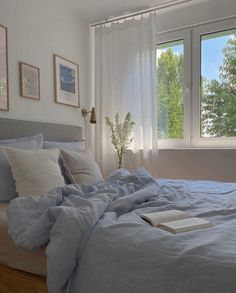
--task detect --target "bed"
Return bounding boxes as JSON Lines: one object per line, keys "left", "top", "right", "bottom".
{"left": 0, "top": 118, "right": 82, "bottom": 293}
{"left": 6, "top": 169, "right": 236, "bottom": 293}
{"left": 2, "top": 118, "right": 236, "bottom": 293}
{"left": 0, "top": 202, "right": 47, "bottom": 292}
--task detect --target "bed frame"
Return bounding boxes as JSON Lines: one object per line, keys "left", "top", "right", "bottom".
{"left": 0, "top": 118, "right": 83, "bottom": 293}
{"left": 0, "top": 117, "right": 82, "bottom": 141}
{"left": 0, "top": 265, "right": 48, "bottom": 293}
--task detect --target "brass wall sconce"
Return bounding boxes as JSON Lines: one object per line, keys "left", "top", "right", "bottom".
{"left": 81, "top": 107, "right": 96, "bottom": 124}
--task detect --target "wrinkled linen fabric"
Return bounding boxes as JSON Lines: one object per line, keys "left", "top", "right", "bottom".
{"left": 8, "top": 168, "right": 236, "bottom": 293}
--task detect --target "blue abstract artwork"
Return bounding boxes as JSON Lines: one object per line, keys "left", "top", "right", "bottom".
{"left": 60, "top": 64, "right": 76, "bottom": 94}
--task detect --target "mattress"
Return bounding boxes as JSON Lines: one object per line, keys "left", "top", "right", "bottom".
{"left": 0, "top": 202, "right": 47, "bottom": 276}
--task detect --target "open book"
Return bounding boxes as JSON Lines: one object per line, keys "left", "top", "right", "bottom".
{"left": 140, "top": 210, "right": 212, "bottom": 234}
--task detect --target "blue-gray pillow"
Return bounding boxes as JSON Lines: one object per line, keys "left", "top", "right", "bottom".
{"left": 0, "top": 134, "right": 43, "bottom": 202}
{"left": 43, "top": 140, "right": 85, "bottom": 151}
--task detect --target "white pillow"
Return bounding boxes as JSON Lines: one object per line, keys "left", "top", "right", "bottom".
{"left": 0, "top": 134, "right": 43, "bottom": 201}
{"left": 4, "top": 147, "right": 65, "bottom": 197}
{"left": 60, "top": 149, "right": 103, "bottom": 185}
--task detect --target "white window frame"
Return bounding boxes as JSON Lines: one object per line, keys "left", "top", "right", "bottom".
{"left": 156, "top": 17, "right": 236, "bottom": 149}
{"left": 156, "top": 29, "right": 192, "bottom": 149}
{"left": 192, "top": 18, "right": 236, "bottom": 148}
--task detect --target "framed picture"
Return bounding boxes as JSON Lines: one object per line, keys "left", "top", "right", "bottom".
{"left": 53, "top": 54, "right": 79, "bottom": 108}
{"left": 0, "top": 25, "right": 9, "bottom": 111}
{"left": 19, "top": 62, "right": 40, "bottom": 100}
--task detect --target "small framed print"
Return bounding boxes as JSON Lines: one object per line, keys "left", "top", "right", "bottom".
{"left": 19, "top": 62, "right": 40, "bottom": 100}
{"left": 53, "top": 54, "right": 79, "bottom": 108}
{"left": 0, "top": 25, "right": 9, "bottom": 111}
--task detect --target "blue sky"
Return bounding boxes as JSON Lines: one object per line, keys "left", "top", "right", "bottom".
{"left": 201, "top": 35, "right": 231, "bottom": 81}
{"left": 157, "top": 33, "right": 234, "bottom": 82}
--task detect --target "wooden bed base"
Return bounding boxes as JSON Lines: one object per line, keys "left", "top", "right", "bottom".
{"left": 0, "top": 264, "right": 48, "bottom": 293}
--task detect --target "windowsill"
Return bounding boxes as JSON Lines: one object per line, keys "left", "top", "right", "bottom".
{"left": 158, "top": 146, "right": 236, "bottom": 150}
{"left": 158, "top": 137, "right": 236, "bottom": 149}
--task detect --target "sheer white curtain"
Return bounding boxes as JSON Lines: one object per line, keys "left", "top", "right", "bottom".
{"left": 94, "top": 13, "right": 158, "bottom": 176}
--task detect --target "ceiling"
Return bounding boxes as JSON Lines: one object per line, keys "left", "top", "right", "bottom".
{"left": 69, "top": 0, "right": 186, "bottom": 23}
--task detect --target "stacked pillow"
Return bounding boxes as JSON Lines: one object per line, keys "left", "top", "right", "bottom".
{"left": 43, "top": 140, "right": 85, "bottom": 151}
{"left": 60, "top": 149, "right": 103, "bottom": 185}
{"left": 0, "top": 134, "right": 43, "bottom": 201}
{"left": 43, "top": 140, "right": 85, "bottom": 184}
{"left": 4, "top": 148, "right": 65, "bottom": 197}
{"left": 1, "top": 136, "right": 103, "bottom": 201}
{"left": 43, "top": 140, "right": 103, "bottom": 184}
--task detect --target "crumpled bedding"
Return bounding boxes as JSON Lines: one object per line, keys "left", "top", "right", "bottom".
{"left": 7, "top": 168, "right": 236, "bottom": 293}
{"left": 0, "top": 202, "right": 46, "bottom": 276}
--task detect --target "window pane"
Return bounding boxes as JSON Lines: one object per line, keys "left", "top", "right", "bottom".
{"left": 156, "top": 40, "right": 184, "bottom": 139}
{"left": 201, "top": 29, "right": 236, "bottom": 138}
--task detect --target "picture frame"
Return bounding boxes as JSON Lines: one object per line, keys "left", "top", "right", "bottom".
{"left": 0, "top": 25, "right": 9, "bottom": 111}
{"left": 53, "top": 54, "right": 80, "bottom": 108}
{"left": 19, "top": 62, "right": 40, "bottom": 100}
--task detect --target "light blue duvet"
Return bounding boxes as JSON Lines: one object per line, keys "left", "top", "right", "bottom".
{"left": 7, "top": 169, "right": 236, "bottom": 293}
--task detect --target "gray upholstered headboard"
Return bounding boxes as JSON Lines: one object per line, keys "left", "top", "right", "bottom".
{"left": 0, "top": 118, "right": 83, "bottom": 141}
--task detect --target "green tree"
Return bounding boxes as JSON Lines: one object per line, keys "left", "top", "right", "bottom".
{"left": 157, "top": 37, "right": 236, "bottom": 139}
{"left": 201, "top": 37, "right": 236, "bottom": 137}
{"left": 157, "top": 48, "right": 184, "bottom": 139}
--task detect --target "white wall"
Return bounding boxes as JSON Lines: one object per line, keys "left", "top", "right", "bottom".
{"left": 0, "top": 0, "right": 90, "bottom": 128}
{"left": 156, "top": 0, "right": 236, "bottom": 33}
{"left": 156, "top": 149, "right": 236, "bottom": 182}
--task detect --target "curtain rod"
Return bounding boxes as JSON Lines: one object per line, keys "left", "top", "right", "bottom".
{"left": 91, "top": 0, "right": 193, "bottom": 27}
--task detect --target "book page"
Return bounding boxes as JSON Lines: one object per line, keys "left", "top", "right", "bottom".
{"left": 141, "top": 210, "right": 188, "bottom": 227}
{"left": 160, "top": 217, "right": 212, "bottom": 234}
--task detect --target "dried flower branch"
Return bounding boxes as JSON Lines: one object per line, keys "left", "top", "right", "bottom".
{"left": 105, "top": 112, "right": 135, "bottom": 168}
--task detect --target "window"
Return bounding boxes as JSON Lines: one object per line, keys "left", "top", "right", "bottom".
{"left": 156, "top": 30, "right": 191, "bottom": 148}
{"left": 201, "top": 29, "right": 236, "bottom": 138}
{"left": 156, "top": 18, "right": 236, "bottom": 148}
{"left": 157, "top": 40, "right": 184, "bottom": 140}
